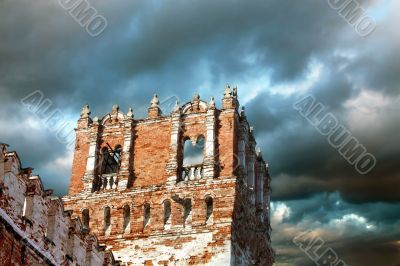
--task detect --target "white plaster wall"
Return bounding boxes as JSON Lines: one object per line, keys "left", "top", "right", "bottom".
{"left": 3, "top": 172, "right": 25, "bottom": 222}
{"left": 0, "top": 150, "right": 114, "bottom": 266}
{"left": 73, "top": 235, "right": 87, "bottom": 265}
{"left": 208, "top": 240, "right": 232, "bottom": 266}
{"left": 111, "top": 230, "right": 232, "bottom": 265}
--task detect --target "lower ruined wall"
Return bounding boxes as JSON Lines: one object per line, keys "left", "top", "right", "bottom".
{"left": 0, "top": 144, "right": 117, "bottom": 266}
{"left": 104, "top": 226, "right": 232, "bottom": 265}
{"left": 0, "top": 218, "right": 53, "bottom": 266}
{"left": 63, "top": 176, "right": 274, "bottom": 266}
{"left": 63, "top": 179, "right": 240, "bottom": 266}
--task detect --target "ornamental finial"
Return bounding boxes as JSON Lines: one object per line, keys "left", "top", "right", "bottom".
{"left": 233, "top": 85, "right": 238, "bottom": 97}
{"left": 224, "top": 84, "right": 232, "bottom": 98}
{"left": 240, "top": 106, "right": 246, "bottom": 117}
{"left": 256, "top": 147, "right": 261, "bottom": 158}
{"left": 209, "top": 97, "right": 215, "bottom": 108}
{"left": 150, "top": 94, "right": 160, "bottom": 107}
{"left": 193, "top": 93, "right": 200, "bottom": 101}
{"left": 127, "top": 107, "right": 134, "bottom": 118}
{"left": 112, "top": 105, "right": 119, "bottom": 113}
{"left": 80, "top": 105, "right": 91, "bottom": 118}
{"left": 173, "top": 100, "right": 180, "bottom": 113}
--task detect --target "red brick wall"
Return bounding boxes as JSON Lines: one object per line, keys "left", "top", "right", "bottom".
{"left": 133, "top": 119, "right": 171, "bottom": 187}
{"left": 69, "top": 127, "right": 90, "bottom": 194}
{"left": 217, "top": 111, "right": 238, "bottom": 177}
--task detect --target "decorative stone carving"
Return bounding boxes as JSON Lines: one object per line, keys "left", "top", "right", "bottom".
{"left": 193, "top": 93, "right": 200, "bottom": 101}
{"left": 256, "top": 147, "right": 261, "bottom": 158}
{"left": 233, "top": 85, "right": 238, "bottom": 98}
{"left": 127, "top": 107, "right": 134, "bottom": 118}
{"left": 173, "top": 100, "right": 181, "bottom": 113}
{"left": 209, "top": 97, "right": 216, "bottom": 109}
{"left": 80, "top": 105, "right": 91, "bottom": 118}
{"left": 223, "top": 84, "right": 232, "bottom": 98}
{"left": 150, "top": 94, "right": 160, "bottom": 107}
{"left": 112, "top": 105, "right": 119, "bottom": 114}
{"left": 192, "top": 93, "right": 200, "bottom": 111}
{"left": 240, "top": 106, "right": 246, "bottom": 118}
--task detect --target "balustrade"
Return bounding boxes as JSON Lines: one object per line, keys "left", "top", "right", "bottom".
{"left": 181, "top": 164, "right": 204, "bottom": 182}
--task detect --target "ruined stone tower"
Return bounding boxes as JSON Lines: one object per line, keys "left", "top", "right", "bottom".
{"left": 62, "top": 86, "right": 274, "bottom": 265}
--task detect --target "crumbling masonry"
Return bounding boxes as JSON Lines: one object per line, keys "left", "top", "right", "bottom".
{"left": 63, "top": 86, "right": 274, "bottom": 265}
{"left": 0, "top": 143, "right": 116, "bottom": 265}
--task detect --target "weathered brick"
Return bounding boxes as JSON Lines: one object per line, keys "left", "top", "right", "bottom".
{"left": 63, "top": 87, "right": 274, "bottom": 265}
{"left": 0, "top": 143, "right": 116, "bottom": 266}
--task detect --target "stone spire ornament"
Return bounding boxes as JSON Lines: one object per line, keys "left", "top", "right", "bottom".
{"left": 193, "top": 93, "right": 200, "bottom": 111}
{"left": 80, "top": 105, "right": 91, "bottom": 118}
{"left": 222, "top": 83, "right": 239, "bottom": 110}
{"left": 112, "top": 105, "right": 119, "bottom": 114}
{"left": 127, "top": 107, "right": 134, "bottom": 118}
{"left": 256, "top": 147, "right": 261, "bottom": 158}
{"left": 193, "top": 93, "right": 200, "bottom": 101}
{"left": 148, "top": 94, "right": 162, "bottom": 118}
{"left": 173, "top": 100, "right": 181, "bottom": 113}
{"left": 224, "top": 84, "right": 232, "bottom": 98}
{"left": 209, "top": 96, "right": 216, "bottom": 109}
{"left": 240, "top": 106, "right": 246, "bottom": 118}
{"left": 150, "top": 94, "right": 160, "bottom": 107}
{"left": 93, "top": 116, "right": 99, "bottom": 123}
{"left": 233, "top": 85, "right": 238, "bottom": 98}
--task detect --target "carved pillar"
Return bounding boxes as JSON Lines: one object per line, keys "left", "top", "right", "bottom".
{"left": 69, "top": 105, "right": 93, "bottom": 194}
{"left": 255, "top": 160, "right": 264, "bottom": 208}
{"left": 118, "top": 108, "right": 135, "bottom": 190}
{"left": 238, "top": 126, "right": 248, "bottom": 182}
{"left": 82, "top": 120, "right": 99, "bottom": 193}
{"left": 148, "top": 94, "right": 162, "bottom": 119}
{"left": 0, "top": 144, "right": 6, "bottom": 178}
{"left": 247, "top": 155, "right": 255, "bottom": 188}
{"left": 166, "top": 103, "right": 182, "bottom": 184}
{"left": 264, "top": 163, "right": 271, "bottom": 223}
{"left": 238, "top": 107, "right": 248, "bottom": 178}
{"left": 247, "top": 141, "right": 256, "bottom": 205}
{"left": 203, "top": 98, "right": 216, "bottom": 179}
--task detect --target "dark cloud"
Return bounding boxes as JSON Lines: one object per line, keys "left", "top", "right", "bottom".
{"left": 272, "top": 193, "right": 400, "bottom": 266}
{"left": 0, "top": 0, "right": 399, "bottom": 265}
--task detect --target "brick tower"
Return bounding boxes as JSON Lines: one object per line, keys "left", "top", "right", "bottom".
{"left": 62, "top": 86, "right": 274, "bottom": 265}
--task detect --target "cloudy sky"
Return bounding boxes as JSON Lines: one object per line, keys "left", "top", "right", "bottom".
{"left": 1, "top": 0, "right": 399, "bottom": 265}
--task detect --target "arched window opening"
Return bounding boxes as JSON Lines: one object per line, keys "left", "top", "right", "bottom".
{"left": 104, "top": 207, "right": 111, "bottom": 235}
{"left": 123, "top": 205, "right": 130, "bottom": 234}
{"left": 181, "top": 136, "right": 205, "bottom": 181}
{"left": 100, "top": 145, "right": 122, "bottom": 175}
{"left": 183, "top": 136, "right": 204, "bottom": 166}
{"left": 163, "top": 200, "right": 171, "bottom": 229}
{"left": 183, "top": 199, "right": 192, "bottom": 227}
{"left": 82, "top": 209, "right": 90, "bottom": 229}
{"left": 143, "top": 203, "right": 151, "bottom": 228}
{"left": 205, "top": 197, "right": 213, "bottom": 224}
